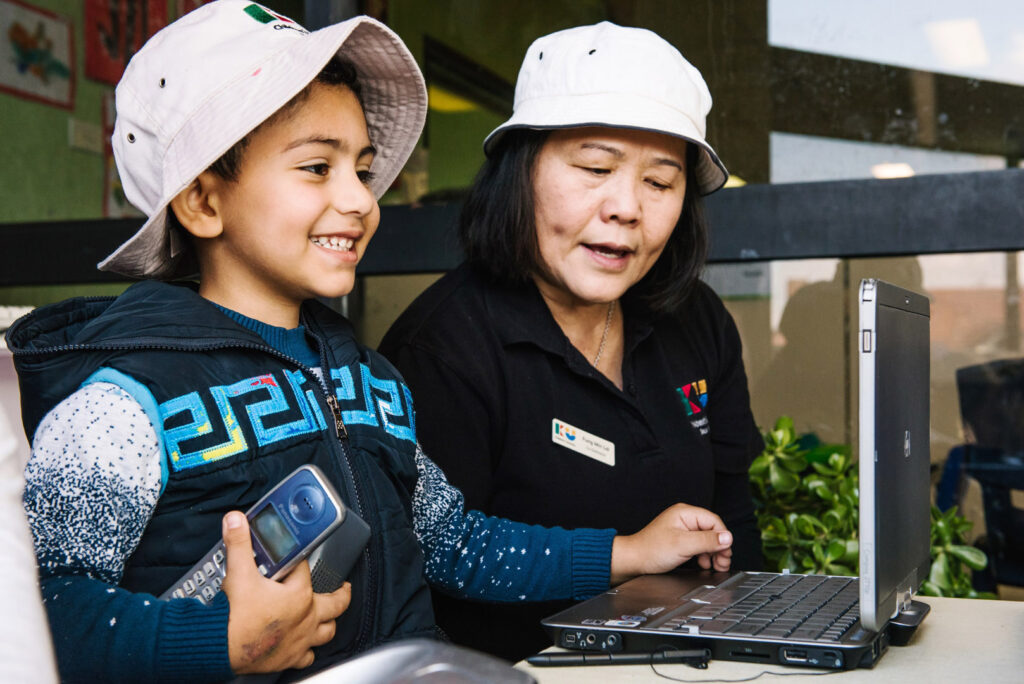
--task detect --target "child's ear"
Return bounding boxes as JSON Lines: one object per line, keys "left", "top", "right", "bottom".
{"left": 169, "top": 172, "right": 224, "bottom": 239}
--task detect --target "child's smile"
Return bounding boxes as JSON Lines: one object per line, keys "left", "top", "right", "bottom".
{"left": 193, "top": 81, "right": 380, "bottom": 327}
{"left": 310, "top": 235, "right": 356, "bottom": 254}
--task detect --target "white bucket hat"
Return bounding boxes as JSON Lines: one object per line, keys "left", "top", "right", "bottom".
{"left": 484, "top": 21, "right": 728, "bottom": 196}
{"left": 100, "top": 0, "right": 427, "bottom": 280}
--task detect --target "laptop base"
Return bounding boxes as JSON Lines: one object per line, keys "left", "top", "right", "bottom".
{"left": 888, "top": 599, "right": 930, "bottom": 646}
{"left": 541, "top": 572, "right": 930, "bottom": 671}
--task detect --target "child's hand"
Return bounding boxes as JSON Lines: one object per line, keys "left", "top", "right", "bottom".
{"left": 609, "top": 503, "right": 733, "bottom": 585}
{"left": 220, "top": 511, "right": 352, "bottom": 674}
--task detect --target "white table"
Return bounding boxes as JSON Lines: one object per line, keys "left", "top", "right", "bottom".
{"left": 516, "top": 596, "right": 1023, "bottom": 683}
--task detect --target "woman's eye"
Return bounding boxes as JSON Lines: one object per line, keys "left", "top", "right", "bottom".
{"left": 647, "top": 178, "right": 672, "bottom": 190}
{"left": 581, "top": 166, "right": 610, "bottom": 176}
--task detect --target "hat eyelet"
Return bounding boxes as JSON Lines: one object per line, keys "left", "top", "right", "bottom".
{"left": 538, "top": 51, "right": 543, "bottom": 60}
{"left": 127, "top": 133, "right": 136, "bottom": 143}
{"left": 159, "top": 78, "right": 166, "bottom": 88}
{"left": 589, "top": 49, "right": 596, "bottom": 55}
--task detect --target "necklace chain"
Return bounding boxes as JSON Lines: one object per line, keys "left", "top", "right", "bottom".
{"left": 593, "top": 301, "right": 616, "bottom": 366}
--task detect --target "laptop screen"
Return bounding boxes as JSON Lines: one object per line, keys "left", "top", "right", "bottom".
{"left": 858, "top": 279, "right": 931, "bottom": 632}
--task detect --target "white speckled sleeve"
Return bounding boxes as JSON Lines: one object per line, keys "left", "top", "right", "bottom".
{"left": 23, "top": 382, "right": 162, "bottom": 585}
{"left": 411, "top": 442, "right": 614, "bottom": 602}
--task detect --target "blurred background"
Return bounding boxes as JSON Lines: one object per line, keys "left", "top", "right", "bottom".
{"left": 3, "top": 0, "right": 1024, "bottom": 594}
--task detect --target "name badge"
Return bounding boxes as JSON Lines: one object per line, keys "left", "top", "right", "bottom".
{"left": 551, "top": 419, "right": 615, "bottom": 466}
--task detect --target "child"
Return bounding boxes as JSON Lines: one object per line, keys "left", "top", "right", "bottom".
{"left": 7, "top": 2, "right": 734, "bottom": 682}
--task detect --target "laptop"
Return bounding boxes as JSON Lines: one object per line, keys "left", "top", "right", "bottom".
{"left": 538, "top": 279, "right": 932, "bottom": 670}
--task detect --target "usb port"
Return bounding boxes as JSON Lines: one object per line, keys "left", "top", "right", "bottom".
{"left": 783, "top": 648, "right": 808, "bottom": 663}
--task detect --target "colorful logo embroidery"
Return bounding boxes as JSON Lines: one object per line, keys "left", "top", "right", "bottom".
{"left": 244, "top": 4, "right": 294, "bottom": 24}
{"left": 676, "top": 379, "right": 708, "bottom": 416}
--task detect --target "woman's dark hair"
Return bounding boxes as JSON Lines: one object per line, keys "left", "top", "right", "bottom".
{"left": 208, "top": 56, "right": 362, "bottom": 182}
{"left": 458, "top": 129, "right": 709, "bottom": 315}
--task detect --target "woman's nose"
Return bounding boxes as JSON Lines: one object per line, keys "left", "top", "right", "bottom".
{"left": 600, "top": 175, "right": 642, "bottom": 225}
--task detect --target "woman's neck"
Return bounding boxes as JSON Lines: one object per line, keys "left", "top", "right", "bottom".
{"left": 533, "top": 276, "right": 625, "bottom": 388}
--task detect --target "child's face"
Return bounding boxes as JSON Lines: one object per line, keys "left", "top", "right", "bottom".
{"left": 198, "top": 81, "right": 380, "bottom": 324}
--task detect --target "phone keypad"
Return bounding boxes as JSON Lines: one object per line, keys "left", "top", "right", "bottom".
{"left": 162, "top": 543, "right": 228, "bottom": 605}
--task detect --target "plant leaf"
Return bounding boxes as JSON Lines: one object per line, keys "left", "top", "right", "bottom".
{"left": 749, "top": 453, "right": 770, "bottom": 477}
{"left": 779, "top": 451, "right": 809, "bottom": 472}
{"left": 770, "top": 461, "right": 800, "bottom": 493}
{"left": 806, "top": 477, "right": 832, "bottom": 500}
{"left": 947, "top": 544, "right": 988, "bottom": 571}
{"left": 842, "top": 539, "right": 859, "bottom": 565}
{"left": 928, "top": 551, "right": 951, "bottom": 589}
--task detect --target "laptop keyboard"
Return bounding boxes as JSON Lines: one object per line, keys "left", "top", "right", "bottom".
{"left": 660, "top": 573, "right": 861, "bottom": 643}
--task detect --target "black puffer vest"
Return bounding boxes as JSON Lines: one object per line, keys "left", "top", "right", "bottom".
{"left": 8, "top": 281, "right": 436, "bottom": 677}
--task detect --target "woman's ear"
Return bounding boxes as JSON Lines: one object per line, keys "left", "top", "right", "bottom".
{"left": 169, "top": 172, "right": 224, "bottom": 239}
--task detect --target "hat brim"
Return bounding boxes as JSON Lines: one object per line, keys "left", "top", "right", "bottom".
{"left": 483, "top": 92, "right": 728, "bottom": 196}
{"left": 99, "top": 17, "right": 426, "bottom": 280}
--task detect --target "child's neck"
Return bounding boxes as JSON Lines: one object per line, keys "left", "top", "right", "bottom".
{"left": 198, "top": 285, "right": 301, "bottom": 329}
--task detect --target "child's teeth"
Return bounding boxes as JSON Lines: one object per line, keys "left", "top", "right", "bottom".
{"left": 312, "top": 236, "right": 354, "bottom": 251}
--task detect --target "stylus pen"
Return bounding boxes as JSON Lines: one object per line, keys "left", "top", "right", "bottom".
{"left": 526, "top": 648, "right": 711, "bottom": 667}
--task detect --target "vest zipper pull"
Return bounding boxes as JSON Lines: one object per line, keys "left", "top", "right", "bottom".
{"left": 325, "top": 393, "right": 349, "bottom": 440}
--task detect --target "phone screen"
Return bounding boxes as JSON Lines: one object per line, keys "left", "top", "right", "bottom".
{"left": 252, "top": 504, "right": 299, "bottom": 563}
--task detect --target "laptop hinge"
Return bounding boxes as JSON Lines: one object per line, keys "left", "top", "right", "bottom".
{"left": 861, "top": 279, "right": 877, "bottom": 302}
{"left": 897, "top": 587, "right": 913, "bottom": 614}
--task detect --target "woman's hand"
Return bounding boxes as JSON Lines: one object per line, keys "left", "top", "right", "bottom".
{"left": 220, "top": 512, "right": 352, "bottom": 674}
{"left": 609, "top": 503, "right": 733, "bottom": 585}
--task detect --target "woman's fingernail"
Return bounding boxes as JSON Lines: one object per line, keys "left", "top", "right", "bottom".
{"left": 718, "top": 531, "right": 733, "bottom": 545}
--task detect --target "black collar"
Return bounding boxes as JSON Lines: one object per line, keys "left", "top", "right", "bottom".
{"left": 474, "top": 267, "right": 656, "bottom": 364}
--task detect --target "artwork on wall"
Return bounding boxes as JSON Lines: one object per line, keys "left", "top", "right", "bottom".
{"left": 84, "top": 0, "right": 167, "bottom": 85}
{"left": 0, "top": 0, "right": 74, "bottom": 109}
{"left": 176, "top": 0, "right": 207, "bottom": 18}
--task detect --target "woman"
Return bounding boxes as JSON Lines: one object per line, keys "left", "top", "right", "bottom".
{"left": 379, "top": 21, "right": 762, "bottom": 661}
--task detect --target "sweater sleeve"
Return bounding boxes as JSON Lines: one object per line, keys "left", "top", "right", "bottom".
{"left": 23, "top": 381, "right": 233, "bottom": 683}
{"left": 410, "top": 442, "right": 615, "bottom": 602}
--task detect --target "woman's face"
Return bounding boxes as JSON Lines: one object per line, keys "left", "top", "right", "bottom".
{"left": 531, "top": 126, "right": 688, "bottom": 309}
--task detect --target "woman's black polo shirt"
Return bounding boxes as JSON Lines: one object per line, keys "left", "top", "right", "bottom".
{"left": 379, "top": 262, "right": 764, "bottom": 660}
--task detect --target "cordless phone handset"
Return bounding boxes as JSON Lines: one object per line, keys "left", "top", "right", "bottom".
{"left": 160, "top": 464, "right": 348, "bottom": 604}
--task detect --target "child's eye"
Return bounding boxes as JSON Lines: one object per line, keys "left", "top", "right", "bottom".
{"left": 357, "top": 169, "right": 376, "bottom": 185}
{"left": 301, "top": 163, "right": 330, "bottom": 176}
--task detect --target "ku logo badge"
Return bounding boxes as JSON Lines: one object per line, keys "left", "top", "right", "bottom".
{"left": 551, "top": 419, "right": 614, "bottom": 466}
{"left": 676, "top": 379, "right": 708, "bottom": 416}
{"left": 553, "top": 421, "right": 576, "bottom": 441}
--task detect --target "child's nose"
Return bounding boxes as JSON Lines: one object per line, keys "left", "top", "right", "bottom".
{"left": 332, "top": 172, "right": 376, "bottom": 218}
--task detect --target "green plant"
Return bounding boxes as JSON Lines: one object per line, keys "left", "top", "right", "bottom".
{"left": 923, "top": 505, "right": 994, "bottom": 598}
{"left": 749, "top": 416, "right": 994, "bottom": 599}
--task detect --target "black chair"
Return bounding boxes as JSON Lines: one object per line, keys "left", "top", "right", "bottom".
{"left": 953, "top": 360, "right": 1024, "bottom": 589}
{"left": 957, "top": 445, "right": 1024, "bottom": 588}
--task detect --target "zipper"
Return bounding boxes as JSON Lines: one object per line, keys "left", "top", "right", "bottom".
{"left": 308, "top": 318, "right": 376, "bottom": 654}
{"left": 324, "top": 393, "right": 349, "bottom": 440}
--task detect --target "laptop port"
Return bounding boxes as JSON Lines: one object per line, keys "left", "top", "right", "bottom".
{"left": 563, "top": 633, "right": 577, "bottom": 646}
{"left": 783, "top": 648, "right": 808, "bottom": 663}
{"left": 585, "top": 633, "right": 597, "bottom": 645}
